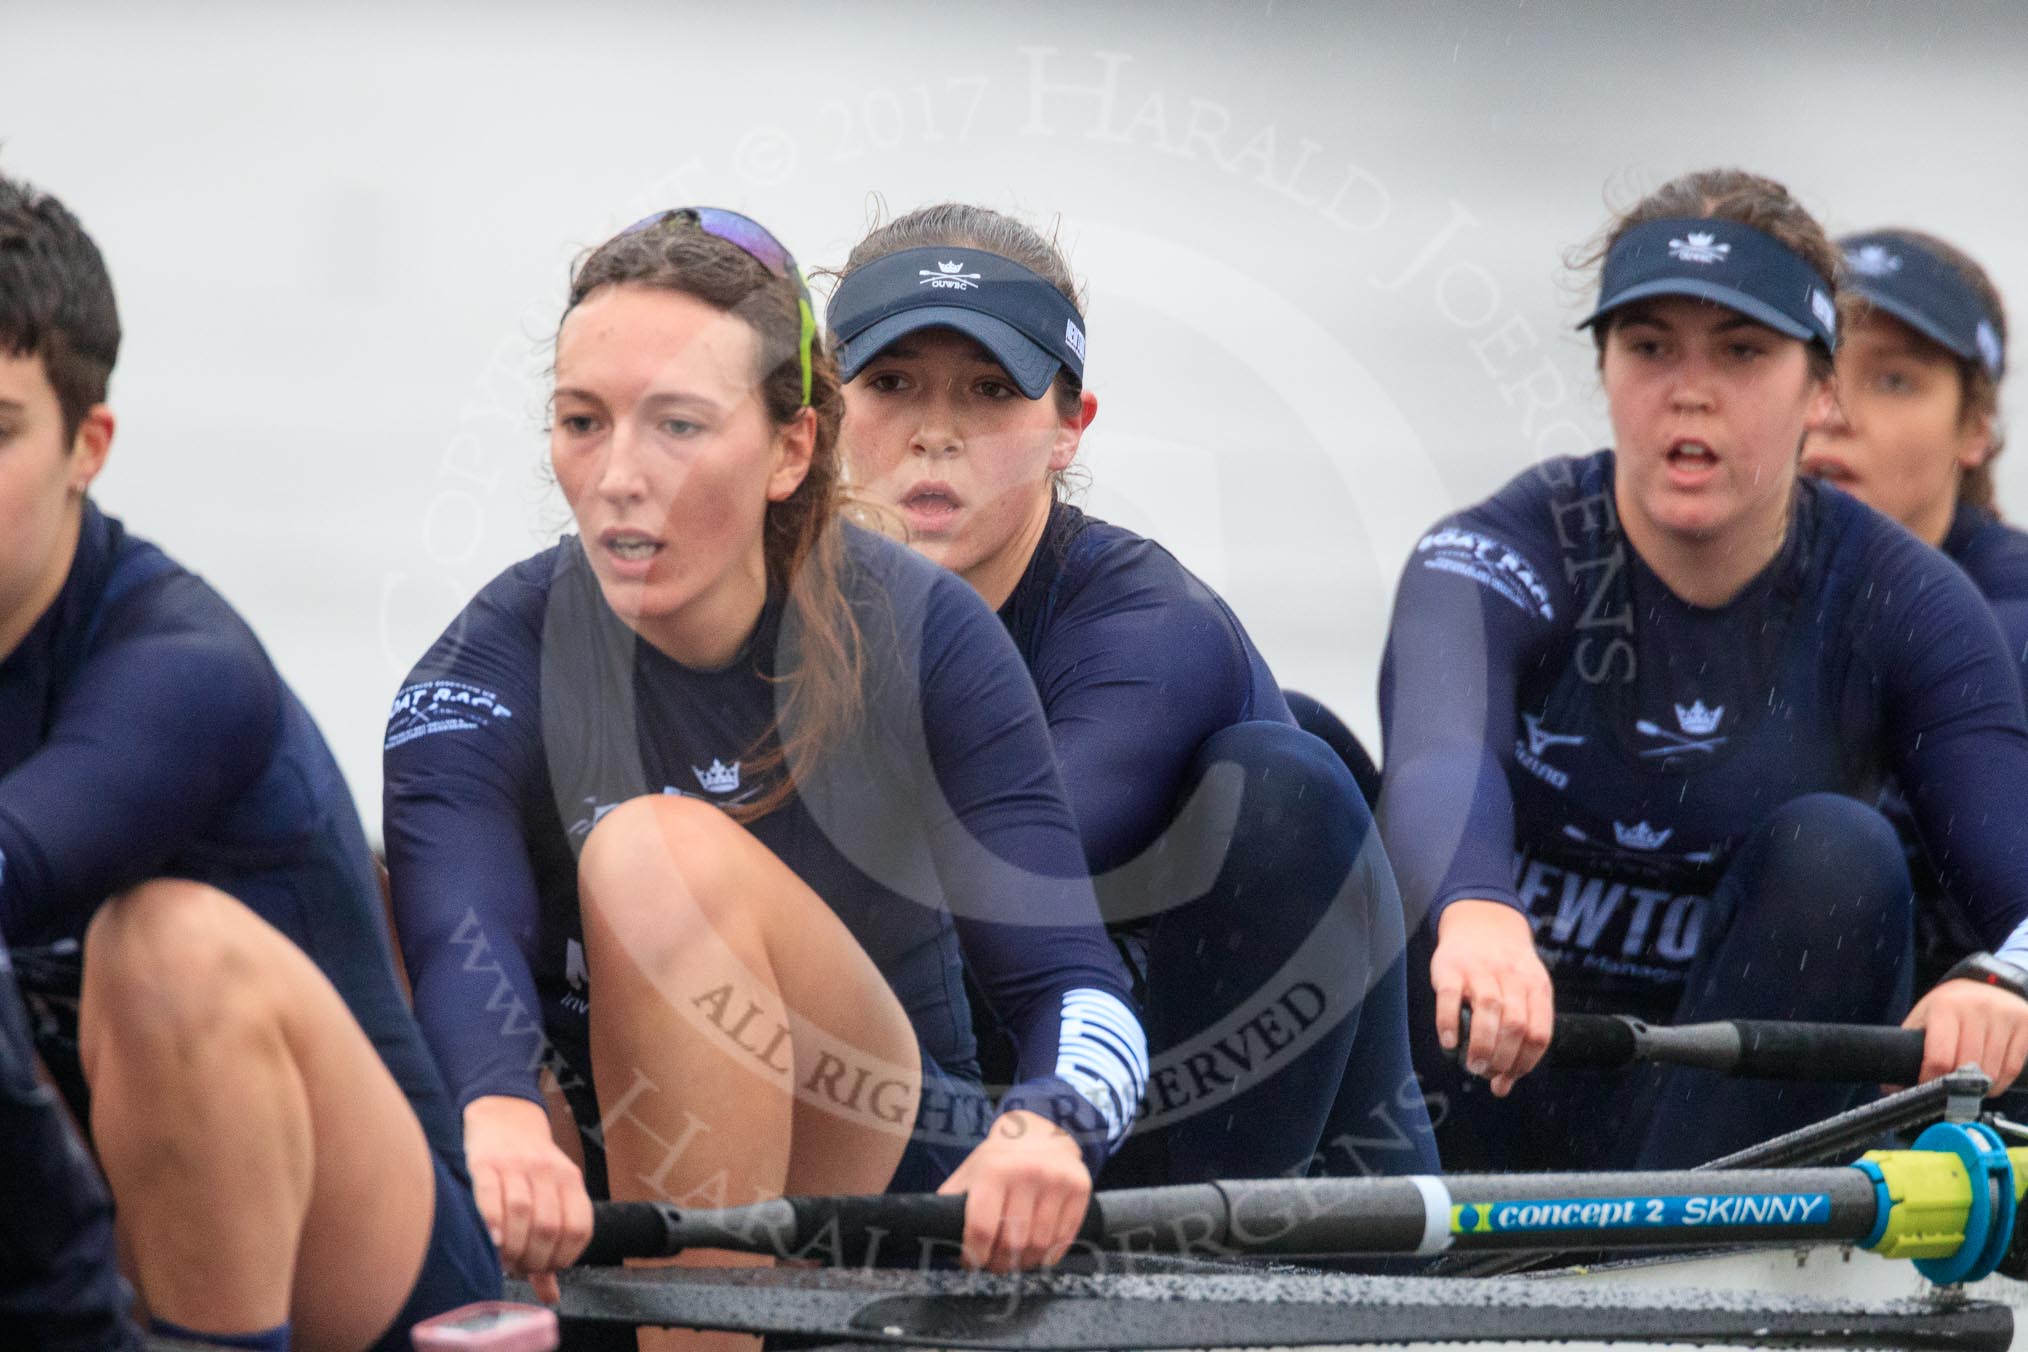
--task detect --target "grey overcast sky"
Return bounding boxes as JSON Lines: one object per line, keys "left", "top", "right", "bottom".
{"left": 5, "top": 0, "right": 2024, "bottom": 830}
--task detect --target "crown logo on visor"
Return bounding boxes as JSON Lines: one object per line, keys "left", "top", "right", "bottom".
{"left": 1846, "top": 244, "right": 1902, "bottom": 277}
{"left": 1668, "top": 232, "right": 1730, "bottom": 265}
{"left": 919, "top": 260, "right": 982, "bottom": 291}
{"left": 693, "top": 759, "right": 741, "bottom": 794}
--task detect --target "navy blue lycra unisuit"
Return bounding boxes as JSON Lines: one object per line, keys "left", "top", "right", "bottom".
{"left": 381, "top": 525, "right": 1145, "bottom": 1184}
{"left": 1382, "top": 452, "right": 2028, "bottom": 1171}
{"left": 0, "top": 504, "right": 498, "bottom": 1349}
{"left": 996, "top": 502, "right": 1437, "bottom": 1181}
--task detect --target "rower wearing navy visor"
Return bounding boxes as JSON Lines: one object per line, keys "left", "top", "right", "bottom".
{"left": 1383, "top": 168, "right": 2028, "bottom": 1172}
{"left": 829, "top": 204, "right": 1437, "bottom": 1184}
{"left": 0, "top": 172, "right": 497, "bottom": 1350}
{"left": 382, "top": 208, "right": 1148, "bottom": 1302}
{"left": 1801, "top": 231, "right": 2027, "bottom": 997}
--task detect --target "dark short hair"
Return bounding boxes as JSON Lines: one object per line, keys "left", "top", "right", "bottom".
{"left": 0, "top": 172, "right": 121, "bottom": 443}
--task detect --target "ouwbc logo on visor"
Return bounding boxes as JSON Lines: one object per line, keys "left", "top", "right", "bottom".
{"left": 1838, "top": 231, "right": 2005, "bottom": 379}
{"left": 831, "top": 247, "right": 1088, "bottom": 401}
{"left": 1580, "top": 217, "right": 1838, "bottom": 354}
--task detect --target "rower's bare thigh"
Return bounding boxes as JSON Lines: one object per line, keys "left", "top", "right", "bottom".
{"left": 580, "top": 797, "right": 922, "bottom": 1191}
{"left": 80, "top": 881, "right": 438, "bottom": 1351}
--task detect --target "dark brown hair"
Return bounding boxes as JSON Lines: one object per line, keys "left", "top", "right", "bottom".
{"left": 0, "top": 171, "right": 120, "bottom": 444}
{"left": 561, "top": 215, "right": 858, "bottom": 821}
{"left": 1853, "top": 228, "right": 2009, "bottom": 512}
{"left": 1575, "top": 168, "right": 1840, "bottom": 382}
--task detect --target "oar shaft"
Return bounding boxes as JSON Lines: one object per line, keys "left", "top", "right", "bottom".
{"left": 1499, "top": 1012, "right": 1929, "bottom": 1084}
{"left": 581, "top": 1167, "right": 1885, "bottom": 1264}
{"left": 1214, "top": 1170, "right": 1879, "bottom": 1255}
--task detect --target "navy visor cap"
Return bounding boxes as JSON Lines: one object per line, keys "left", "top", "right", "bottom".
{"left": 1840, "top": 231, "right": 2004, "bottom": 379}
{"left": 830, "top": 247, "right": 1087, "bottom": 400}
{"left": 1580, "top": 217, "right": 1838, "bottom": 354}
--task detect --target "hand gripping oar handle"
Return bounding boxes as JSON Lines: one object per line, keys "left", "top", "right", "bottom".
{"left": 577, "top": 1190, "right": 1126, "bottom": 1267}
{"left": 1459, "top": 1011, "right": 1930, "bottom": 1085}
{"left": 577, "top": 1192, "right": 973, "bottom": 1267}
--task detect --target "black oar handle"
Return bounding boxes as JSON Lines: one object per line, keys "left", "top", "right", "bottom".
{"left": 579, "top": 1192, "right": 1112, "bottom": 1266}
{"left": 1458, "top": 1010, "right": 1929, "bottom": 1085}
{"left": 1731, "top": 1020, "right": 1926, "bottom": 1085}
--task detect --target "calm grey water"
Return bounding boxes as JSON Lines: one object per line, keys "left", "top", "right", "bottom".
{"left": 4, "top": 1, "right": 2024, "bottom": 831}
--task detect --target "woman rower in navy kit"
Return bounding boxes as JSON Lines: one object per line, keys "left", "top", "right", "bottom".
{"left": 1802, "top": 229, "right": 2028, "bottom": 992}
{"left": 0, "top": 171, "right": 497, "bottom": 1351}
{"left": 381, "top": 208, "right": 1148, "bottom": 1336}
{"left": 830, "top": 203, "right": 1437, "bottom": 1183}
{"left": 1383, "top": 168, "right": 2028, "bottom": 1172}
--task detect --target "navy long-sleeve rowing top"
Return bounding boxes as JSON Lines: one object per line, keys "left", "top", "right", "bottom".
{"left": 0, "top": 503, "right": 462, "bottom": 1165}
{"left": 997, "top": 502, "right": 1292, "bottom": 881}
{"left": 1945, "top": 502, "right": 2028, "bottom": 688}
{"left": 1380, "top": 450, "right": 2028, "bottom": 1004}
{"left": 381, "top": 525, "right": 1147, "bottom": 1172}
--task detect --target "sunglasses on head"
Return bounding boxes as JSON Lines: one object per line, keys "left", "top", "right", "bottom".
{"left": 615, "top": 207, "right": 816, "bottom": 408}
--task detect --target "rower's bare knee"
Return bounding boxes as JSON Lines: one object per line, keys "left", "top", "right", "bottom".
{"left": 80, "top": 879, "right": 286, "bottom": 1087}
{"left": 580, "top": 795, "right": 754, "bottom": 964}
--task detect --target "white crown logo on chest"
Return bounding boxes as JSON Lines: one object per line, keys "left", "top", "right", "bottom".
{"left": 1613, "top": 820, "right": 1674, "bottom": 851}
{"left": 1674, "top": 700, "right": 1724, "bottom": 736}
{"left": 693, "top": 759, "right": 741, "bottom": 795}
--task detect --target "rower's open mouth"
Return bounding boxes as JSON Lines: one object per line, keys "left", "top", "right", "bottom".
{"left": 600, "top": 529, "right": 664, "bottom": 563}
{"left": 1667, "top": 440, "right": 1718, "bottom": 470}
{"left": 1802, "top": 455, "right": 1857, "bottom": 484}
{"left": 901, "top": 483, "right": 964, "bottom": 523}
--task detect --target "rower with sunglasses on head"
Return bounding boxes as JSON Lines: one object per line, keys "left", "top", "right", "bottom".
{"left": 382, "top": 209, "right": 1148, "bottom": 1322}
{"left": 828, "top": 204, "right": 1437, "bottom": 1184}
{"left": 0, "top": 171, "right": 499, "bottom": 1351}
{"left": 1800, "top": 232, "right": 2028, "bottom": 1000}
{"left": 1384, "top": 168, "right": 2028, "bottom": 1172}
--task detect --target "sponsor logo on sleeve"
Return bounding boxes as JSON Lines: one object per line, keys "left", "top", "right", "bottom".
{"left": 1415, "top": 527, "right": 1555, "bottom": 620}
{"left": 384, "top": 679, "right": 515, "bottom": 749}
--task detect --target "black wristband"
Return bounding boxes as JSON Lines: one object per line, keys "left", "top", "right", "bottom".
{"left": 1941, "top": 952, "right": 2028, "bottom": 1002}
